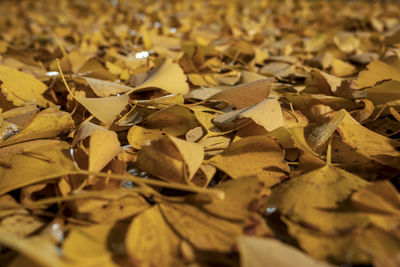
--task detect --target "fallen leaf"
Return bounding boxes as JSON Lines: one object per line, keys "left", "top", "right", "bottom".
{"left": 89, "top": 129, "right": 121, "bottom": 173}
{"left": 238, "top": 236, "right": 333, "bottom": 267}
{"left": 137, "top": 135, "right": 204, "bottom": 184}
{"left": 128, "top": 58, "right": 189, "bottom": 95}
{"left": 0, "top": 106, "right": 74, "bottom": 147}
{"left": 0, "top": 65, "right": 52, "bottom": 107}
{"left": 207, "top": 78, "right": 273, "bottom": 109}
{"left": 208, "top": 136, "right": 289, "bottom": 187}
{"left": 125, "top": 205, "right": 183, "bottom": 267}
{"left": 354, "top": 60, "right": 400, "bottom": 89}
{"left": 0, "top": 140, "right": 76, "bottom": 195}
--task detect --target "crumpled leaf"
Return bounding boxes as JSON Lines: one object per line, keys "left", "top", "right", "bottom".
{"left": 0, "top": 65, "right": 52, "bottom": 107}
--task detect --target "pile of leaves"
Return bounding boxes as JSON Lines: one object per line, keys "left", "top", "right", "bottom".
{"left": 1, "top": 0, "right": 400, "bottom": 266}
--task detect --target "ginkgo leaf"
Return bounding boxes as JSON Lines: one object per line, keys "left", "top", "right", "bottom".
{"left": 197, "top": 177, "right": 266, "bottom": 221}
{"left": 89, "top": 129, "right": 121, "bottom": 173}
{"left": 72, "top": 121, "right": 108, "bottom": 145}
{"left": 331, "top": 58, "right": 356, "bottom": 77}
{"left": 352, "top": 181, "right": 400, "bottom": 235}
{"left": 0, "top": 214, "right": 44, "bottom": 238}
{"left": 208, "top": 136, "right": 289, "bottom": 187}
{"left": 125, "top": 205, "right": 184, "bottom": 267}
{"left": 74, "top": 94, "right": 129, "bottom": 124}
{"left": 62, "top": 223, "right": 128, "bottom": 267}
{"left": 142, "top": 105, "right": 200, "bottom": 136}
{"left": 267, "top": 164, "right": 369, "bottom": 232}
{"left": 137, "top": 135, "right": 204, "bottom": 184}
{"left": 0, "top": 140, "right": 76, "bottom": 195}
{"left": 284, "top": 218, "right": 400, "bottom": 265}
{"left": 305, "top": 70, "right": 342, "bottom": 95}
{"left": 364, "top": 80, "right": 400, "bottom": 106}
{"left": 1, "top": 104, "right": 39, "bottom": 128}
{"left": 352, "top": 181, "right": 400, "bottom": 214}
{"left": 0, "top": 65, "right": 52, "bottom": 107}
{"left": 0, "top": 194, "right": 27, "bottom": 218}
{"left": 267, "top": 125, "right": 317, "bottom": 156}
{"left": 238, "top": 236, "right": 333, "bottom": 267}
{"left": 354, "top": 60, "right": 400, "bottom": 89}
{"left": 336, "top": 110, "right": 400, "bottom": 170}
{"left": 127, "top": 125, "right": 165, "bottom": 149}
{"left": 84, "top": 77, "right": 134, "bottom": 97}
{"left": 0, "top": 106, "right": 74, "bottom": 147}
{"left": 0, "top": 230, "right": 73, "bottom": 267}
{"left": 128, "top": 58, "right": 189, "bottom": 95}
{"left": 207, "top": 78, "right": 273, "bottom": 109}
{"left": 213, "top": 99, "right": 284, "bottom": 132}
{"left": 159, "top": 202, "right": 244, "bottom": 252}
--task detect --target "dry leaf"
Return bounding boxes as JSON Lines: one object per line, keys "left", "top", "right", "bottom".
{"left": 208, "top": 136, "right": 289, "bottom": 187}
{"left": 238, "top": 236, "right": 333, "bottom": 267}
{"left": 0, "top": 65, "right": 52, "bottom": 107}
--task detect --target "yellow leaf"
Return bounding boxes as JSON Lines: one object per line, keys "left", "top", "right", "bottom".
{"left": 0, "top": 140, "right": 76, "bottom": 195}
{"left": 160, "top": 202, "right": 244, "bottom": 252}
{"left": 336, "top": 110, "right": 400, "bottom": 170}
{"left": 0, "top": 65, "right": 52, "bottom": 107}
{"left": 285, "top": 219, "right": 400, "bottom": 265}
{"left": 267, "top": 164, "right": 369, "bottom": 232}
{"left": 125, "top": 205, "right": 184, "bottom": 267}
{"left": 364, "top": 80, "right": 400, "bottom": 106}
{"left": 208, "top": 136, "right": 289, "bottom": 187}
{"left": 352, "top": 181, "right": 400, "bottom": 235}
{"left": 354, "top": 60, "right": 400, "bottom": 89}
{"left": 305, "top": 70, "right": 342, "bottom": 95}
{"left": 75, "top": 94, "right": 129, "bottom": 124}
{"left": 129, "top": 58, "right": 189, "bottom": 95}
{"left": 143, "top": 105, "right": 200, "bottom": 136}
{"left": 331, "top": 58, "right": 356, "bottom": 77}
{"left": 127, "top": 125, "right": 165, "bottom": 149}
{"left": 238, "top": 236, "right": 333, "bottom": 267}
{"left": 207, "top": 78, "right": 273, "bottom": 109}
{"left": 213, "top": 99, "right": 284, "bottom": 132}
{"left": 84, "top": 77, "right": 134, "bottom": 97}
{"left": 196, "top": 177, "right": 267, "bottom": 221}
{"left": 137, "top": 135, "right": 204, "bottom": 184}
{"left": 63, "top": 223, "right": 126, "bottom": 267}
{"left": 0, "top": 106, "right": 74, "bottom": 147}
{"left": 89, "top": 129, "right": 121, "bottom": 173}
{"left": 0, "top": 230, "right": 73, "bottom": 267}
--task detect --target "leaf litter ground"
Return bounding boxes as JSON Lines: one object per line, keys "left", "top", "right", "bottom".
{"left": 0, "top": 0, "right": 400, "bottom": 266}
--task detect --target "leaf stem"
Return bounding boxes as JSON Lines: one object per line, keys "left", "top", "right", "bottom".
{"left": 73, "top": 170, "right": 225, "bottom": 199}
